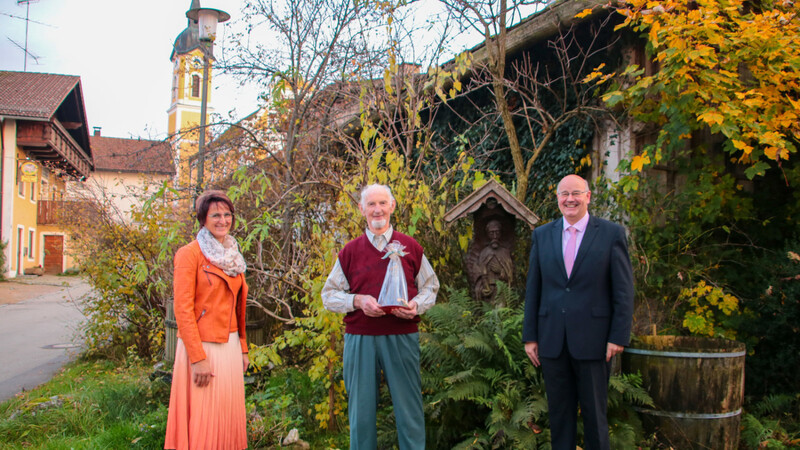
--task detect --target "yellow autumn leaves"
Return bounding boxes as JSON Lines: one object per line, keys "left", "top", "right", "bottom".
{"left": 607, "top": 0, "right": 799, "bottom": 177}
{"left": 680, "top": 280, "right": 739, "bottom": 338}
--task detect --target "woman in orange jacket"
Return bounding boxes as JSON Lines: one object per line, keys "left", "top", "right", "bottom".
{"left": 165, "top": 190, "right": 249, "bottom": 450}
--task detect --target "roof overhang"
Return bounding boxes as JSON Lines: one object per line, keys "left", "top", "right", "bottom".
{"left": 16, "top": 118, "right": 94, "bottom": 179}
{"left": 444, "top": 179, "right": 540, "bottom": 228}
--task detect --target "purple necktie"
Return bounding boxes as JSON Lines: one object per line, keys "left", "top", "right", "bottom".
{"left": 565, "top": 226, "right": 577, "bottom": 277}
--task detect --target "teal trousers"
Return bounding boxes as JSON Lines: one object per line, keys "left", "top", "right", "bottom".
{"left": 343, "top": 333, "right": 425, "bottom": 450}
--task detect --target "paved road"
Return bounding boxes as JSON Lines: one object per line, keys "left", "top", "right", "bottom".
{"left": 0, "top": 276, "right": 89, "bottom": 402}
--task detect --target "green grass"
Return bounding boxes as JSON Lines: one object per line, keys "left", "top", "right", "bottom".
{"left": 0, "top": 357, "right": 168, "bottom": 449}
{"left": 0, "top": 357, "right": 348, "bottom": 449}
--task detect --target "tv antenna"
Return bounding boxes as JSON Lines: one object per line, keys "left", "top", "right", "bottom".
{"left": 16, "top": 0, "right": 41, "bottom": 71}
{"left": 7, "top": 37, "right": 40, "bottom": 68}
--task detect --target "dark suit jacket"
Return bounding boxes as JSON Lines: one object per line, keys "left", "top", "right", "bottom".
{"left": 522, "top": 215, "right": 634, "bottom": 360}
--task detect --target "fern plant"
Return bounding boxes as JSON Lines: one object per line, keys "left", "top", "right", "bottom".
{"left": 606, "top": 372, "right": 651, "bottom": 447}
{"left": 740, "top": 394, "right": 800, "bottom": 449}
{"left": 421, "top": 284, "right": 549, "bottom": 448}
{"left": 420, "top": 284, "right": 651, "bottom": 449}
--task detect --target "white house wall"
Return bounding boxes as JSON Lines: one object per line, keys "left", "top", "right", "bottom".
{"left": 83, "top": 171, "right": 171, "bottom": 223}
{"left": 592, "top": 119, "right": 633, "bottom": 184}
{"left": 1, "top": 118, "right": 17, "bottom": 277}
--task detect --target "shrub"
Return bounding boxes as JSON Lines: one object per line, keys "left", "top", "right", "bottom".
{"left": 420, "top": 284, "right": 652, "bottom": 449}
{"left": 245, "top": 367, "right": 349, "bottom": 448}
{"left": 741, "top": 394, "right": 800, "bottom": 449}
{"left": 735, "top": 243, "right": 800, "bottom": 397}
{"left": 60, "top": 184, "right": 189, "bottom": 360}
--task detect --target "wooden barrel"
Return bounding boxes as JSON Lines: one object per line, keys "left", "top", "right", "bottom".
{"left": 245, "top": 303, "right": 268, "bottom": 347}
{"left": 622, "top": 335, "right": 745, "bottom": 449}
{"left": 163, "top": 300, "right": 268, "bottom": 362}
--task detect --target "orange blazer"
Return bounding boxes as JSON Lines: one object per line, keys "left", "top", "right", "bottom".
{"left": 173, "top": 240, "right": 248, "bottom": 364}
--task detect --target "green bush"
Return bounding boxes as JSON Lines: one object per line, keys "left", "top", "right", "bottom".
{"left": 60, "top": 184, "right": 189, "bottom": 360}
{"left": 245, "top": 367, "right": 349, "bottom": 448}
{"left": 733, "top": 242, "right": 800, "bottom": 397}
{"left": 420, "top": 284, "right": 652, "bottom": 449}
{"left": 741, "top": 394, "right": 800, "bottom": 449}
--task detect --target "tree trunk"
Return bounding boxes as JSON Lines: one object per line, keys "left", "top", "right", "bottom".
{"left": 486, "top": 0, "right": 527, "bottom": 202}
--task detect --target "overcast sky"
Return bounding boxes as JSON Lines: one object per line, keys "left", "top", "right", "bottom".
{"left": 0, "top": 0, "right": 261, "bottom": 140}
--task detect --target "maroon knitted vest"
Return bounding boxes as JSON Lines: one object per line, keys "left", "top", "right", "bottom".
{"left": 338, "top": 231, "right": 423, "bottom": 335}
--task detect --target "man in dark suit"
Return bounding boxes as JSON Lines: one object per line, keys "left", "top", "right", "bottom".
{"left": 523, "top": 174, "right": 634, "bottom": 450}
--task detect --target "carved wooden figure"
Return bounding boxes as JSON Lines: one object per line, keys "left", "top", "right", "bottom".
{"left": 444, "top": 180, "right": 539, "bottom": 306}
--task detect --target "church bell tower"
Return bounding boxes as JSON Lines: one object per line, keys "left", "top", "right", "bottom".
{"left": 167, "top": 0, "right": 216, "bottom": 187}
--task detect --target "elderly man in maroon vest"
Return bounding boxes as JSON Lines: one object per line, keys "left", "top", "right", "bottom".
{"left": 322, "top": 184, "right": 439, "bottom": 450}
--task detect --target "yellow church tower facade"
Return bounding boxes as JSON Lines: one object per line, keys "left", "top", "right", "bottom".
{"left": 168, "top": 0, "right": 215, "bottom": 188}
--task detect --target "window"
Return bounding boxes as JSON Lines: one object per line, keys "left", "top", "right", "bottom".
{"left": 191, "top": 74, "right": 200, "bottom": 97}
{"left": 30, "top": 182, "right": 35, "bottom": 201}
{"left": 28, "top": 229, "right": 35, "bottom": 260}
{"left": 41, "top": 179, "right": 50, "bottom": 200}
{"left": 18, "top": 179, "right": 24, "bottom": 197}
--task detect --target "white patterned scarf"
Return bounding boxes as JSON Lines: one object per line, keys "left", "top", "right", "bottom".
{"left": 196, "top": 227, "right": 247, "bottom": 277}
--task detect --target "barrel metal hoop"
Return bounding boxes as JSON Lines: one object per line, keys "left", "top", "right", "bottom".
{"left": 625, "top": 348, "right": 746, "bottom": 358}
{"left": 634, "top": 406, "right": 742, "bottom": 420}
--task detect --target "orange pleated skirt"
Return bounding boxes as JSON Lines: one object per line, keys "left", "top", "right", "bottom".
{"left": 165, "top": 332, "right": 247, "bottom": 450}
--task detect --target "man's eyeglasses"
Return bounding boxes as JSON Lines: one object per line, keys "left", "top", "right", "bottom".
{"left": 209, "top": 213, "right": 233, "bottom": 220}
{"left": 557, "top": 190, "right": 588, "bottom": 198}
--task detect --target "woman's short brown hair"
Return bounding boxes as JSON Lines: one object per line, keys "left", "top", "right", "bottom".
{"left": 195, "top": 190, "right": 235, "bottom": 227}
